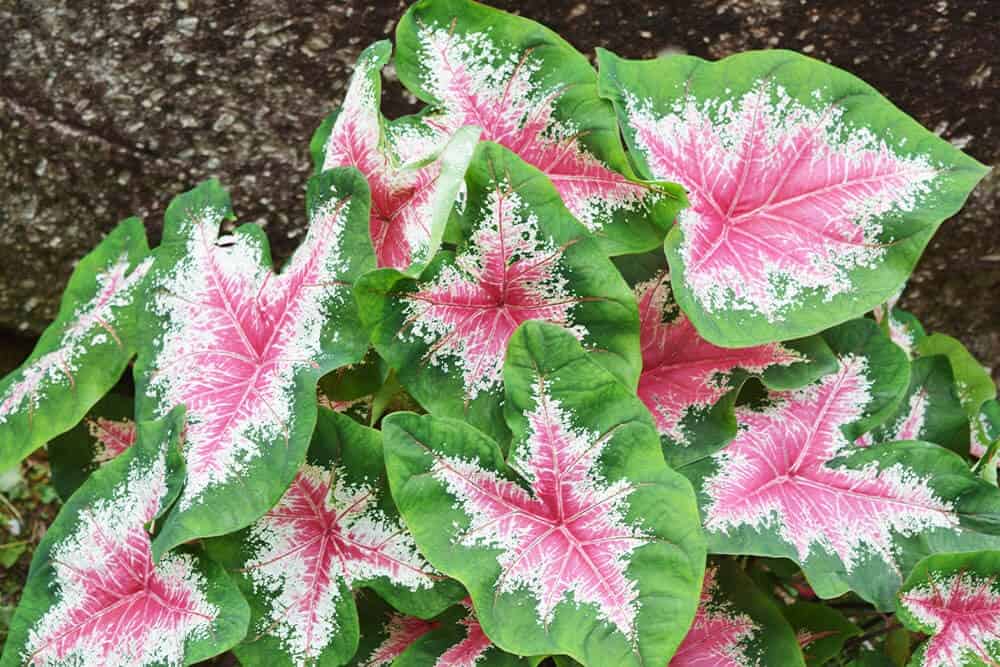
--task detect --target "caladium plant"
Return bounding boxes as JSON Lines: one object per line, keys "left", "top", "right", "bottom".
{"left": 1, "top": 1, "right": 996, "bottom": 665}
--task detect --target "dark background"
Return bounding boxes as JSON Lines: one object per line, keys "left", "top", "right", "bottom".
{"left": 1, "top": 0, "right": 997, "bottom": 379}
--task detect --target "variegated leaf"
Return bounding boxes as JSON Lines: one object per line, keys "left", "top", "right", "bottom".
{"left": 897, "top": 551, "right": 1000, "bottom": 667}
{"left": 0, "top": 218, "right": 150, "bottom": 471}
{"left": 680, "top": 320, "right": 1000, "bottom": 610}
{"left": 394, "top": 0, "right": 683, "bottom": 256}
{"left": 971, "top": 400, "right": 1000, "bottom": 463}
{"left": 357, "top": 142, "right": 639, "bottom": 444}
{"left": 393, "top": 599, "right": 529, "bottom": 667}
{"left": 916, "top": 334, "right": 996, "bottom": 421}
{"left": 134, "top": 172, "right": 375, "bottom": 557}
{"left": 352, "top": 593, "right": 440, "bottom": 667}
{"left": 383, "top": 321, "right": 704, "bottom": 665}
{"left": 872, "top": 291, "right": 925, "bottom": 359}
{"left": 0, "top": 410, "right": 249, "bottom": 667}
{"left": 207, "top": 408, "right": 463, "bottom": 667}
{"left": 312, "top": 40, "right": 479, "bottom": 275}
{"left": 671, "top": 560, "right": 803, "bottom": 667}
{"left": 598, "top": 48, "right": 989, "bottom": 346}
{"left": 48, "top": 393, "right": 136, "bottom": 500}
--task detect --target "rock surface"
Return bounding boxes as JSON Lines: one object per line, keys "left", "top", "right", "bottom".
{"left": 1, "top": 0, "right": 997, "bottom": 378}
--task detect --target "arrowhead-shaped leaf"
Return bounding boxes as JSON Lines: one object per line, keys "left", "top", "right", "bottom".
{"left": 207, "top": 408, "right": 463, "bottom": 667}
{"left": 671, "top": 560, "right": 804, "bottom": 667}
{"left": 357, "top": 142, "right": 640, "bottom": 444}
{"left": 383, "top": 321, "right": 705, "bottom": 665}
{"left": 394, "top": 0, "right": 682, "bottom": 256}
{"left": 598, "top": 48, "right": 989, "bottom": 346}
{"left": 897, "top": 551, "right": 1000, "bottom": 667}
{"left": 0, "top": 410, "right": 249, "bottom": 667}
{"left": 134, "top": 172, "right": 376, "bottom": 556}
{"left": 311, "top": 40, "right": 479, "bottom": 275}
{"left": 682, "top": 318, "right": 1000, "bottom": 610}
{"left": 48, "top": 393, "right": 137, "bottom": 500}
{"left": 392, "top": 600, "right": 529, "bottom": 667}
{"left": 0, "top": 218, "right": 150, "bottom": 470}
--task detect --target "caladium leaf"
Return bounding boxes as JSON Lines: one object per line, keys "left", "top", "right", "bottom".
{"left": 48, "top": 393, "right": 136, "bottom": 500}
{"left": 311, "top": 40, "right": 479, "bottom": 275}
{"left": 0, "top": 218, "right": 150, "bottom": 471}
{"left": 393, "top": 599, "right": 529, "bottom": 667}
{"left": 897, "top": 551, "right": 1000, "bottom": 667}
{"left": 781, "top": 602, "right": 861, "bottom": 666}
{"left": 682, "top": 322, "right": 1000, "bottom": 610}
{"left": 383, "top": 321, "right": 705, "bottom": 665}
{"left": 394, "top": 0, "right": 682, "bottom": 256}
{"left": 134, "top": 172, "right": 376, "bottom": 557}
{"left": 351, "top": 593, "right": 440, "bottom": 667}
{"left": 872, "top": 291, "right": 925, "bottom": 359}
{"left": 0, "top": 409, "right": 249, "bottom": 667}
{"left": 971, "top": 400, "right": 1000, "bottom": 462}
{"left": 671, "top": 560, "right": 804, "bottom": 667}
{"left": 357, "top": 142, "right": 640, "bottom": 444}
{"left": 597, "top": 48, "right": 989, "bottom": 347}
{"left": 859, "top": 356, "right": 970, "bottom": 454}
{"left": 207, "top": 407, "right": 463, "bottom": 667}
{"left": 916, "top": 334, "right": 996, "bottom": 421}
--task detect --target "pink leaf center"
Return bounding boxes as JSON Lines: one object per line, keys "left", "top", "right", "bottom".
{"left": 670, "top": 567, "right": 757, "bottom": 667}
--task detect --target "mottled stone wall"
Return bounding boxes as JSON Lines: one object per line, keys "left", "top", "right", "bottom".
{"left": 1, "top": 0, "right": 997, "bottom": 377}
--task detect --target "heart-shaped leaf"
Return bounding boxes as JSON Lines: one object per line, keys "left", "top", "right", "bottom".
{"left": 357, "top": 142, "right": 640, "bottom": 444}
{"left": 0, "top": 218, "right": 150, "bottom": 471}
{"left": 383, "top": 321, "right": 705, "bottom": 665}
{"left": 671, "top": 560, "right": 804, "bottom": 666}
{"left": 897, "top": 551, "right": 1000, "bottom": 667}
{"left": 134, "top": 171, "right": 375, "bottom": 557}
{"left": 311, "top": 40, "right": 479, "bottom": 275}
{"left": 394, "top": 0, "right": 682, "bottom": 256}
{"left": 598, "top": 48, "right": 989, "bottom": 346}
{"left": 681, "top": 319, "right": 1000, "bottom": 610}
{"left": 48, "top": 393, "right": 136, "bottom": 500}
{"left": 207, "top": 408, "right": 463, "bottom": 667}
{"left": 0, "top": 410, "right": 249, "bottom": 667}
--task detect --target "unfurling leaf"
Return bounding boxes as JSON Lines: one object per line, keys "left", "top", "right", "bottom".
{"left": 598, "top": 48, "right": 988, "bottom": 346}
{"left": 207, "top": 408, "right": 463, "bottom": 667}
{"left": 395, "top": 0, "right": 682, "bottom": 255}
{"left": 134, "top": 172, "right": 375, "bottom": 557}
{"left": 682, "top": 322, "right": 1000, "bottom": 609}
{"left": 0, "top": 219, "right": 150, "bottom": 471}
{"left": 312, "top": 41, "right": 479, "bottom": 274}
{"left": 897, "top": 551, "right": 1000, "bottom": 667}
{"left": 48, "top": 393, "right": 137, "bottom": 500}
{"left": 671, "top": 560, "right": 804, "bottom": 666}
{"left": 358, "top": 142, "right": 639, "bottom": 444}
{"left": 0, "top": 410, "right": 249, "bottom": 667}
{"left": 383, "top": 321, "right": 704, "bottom": 665}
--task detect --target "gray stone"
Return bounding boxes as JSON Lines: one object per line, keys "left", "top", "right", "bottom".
{"left": 0, "top": 0, "right": 997, "bottom": 380}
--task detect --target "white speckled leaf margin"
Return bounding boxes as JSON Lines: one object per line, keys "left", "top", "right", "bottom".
{"left": 598, "top": 48, "right": 989, "bottom": 347}
{"left": 133, "top": 171, "right": 375, "bottom": 558}
{"left": 0, "top": 409, "right": 249, "bottom": 667}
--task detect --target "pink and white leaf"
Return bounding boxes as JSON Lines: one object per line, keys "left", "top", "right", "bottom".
{"left": 436, "top": 601, "right": 494, "bottom": 667}
{"left": 704, "top": 356, "right": 955, "bottom": 572}
{"left": 88, "top": 417, "right": 137, "bottom": 464}
{"left": 636, "top": 271, "right": 798, "bottom": 444}
{"left": 430, "top": 381, "right": 649, "bottom": 639}
{"left": 243, "top": 463, "right": 437, "bottom": 665}
{"left": 22, "top": 453, "right": 217, "bottom": 667}
{"left": 669, "top": 567, "right": 757, "bottom": 667}
{"left": 624, "top": 83, "right": 938, "bottom": 321}
{"left": 413, "top": 25, "right": 649, "bottom": 233}
{"left": 900, "top": 571, "right": 1000, "bottom": 667}
{"left": 364, "top": 614, "right": 439, "bottom": 667}
{"left": 146, "top": 196, "right": 352, "bottom": 508}
{"left": 403, "top": 184, "right": 587, "bottom": 400}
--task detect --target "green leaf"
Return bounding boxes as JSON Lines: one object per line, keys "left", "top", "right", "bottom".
{"left": 393, "top": 601, "right": 530, "bottom": 667}
{"left": 382, "top": 321, "right": 705, "bottom": 665}
{"left": 133, "top": 172, "right": 376, "bottom": 559}
{"left": 782, "top": 601, "right": 862, "bottom": 666}
{"left": 897, "top": 550, "right": 1000, "bottom": 667}
{"left": 0, "top": 409, "right": 249, "bottom": 667}
{"left": 395, "top": 0, "right": 684, "bottom": 256}
{"left": 0, "top": 218, "right": 150, "bottom": 470}
{"left": 357, "top": 142, "right": 641, "bottom": 445}
{"left": 205, "top": 408, "right": 463, "bottom": 667}
{"left": 597, "top": 48, "right": 988, "bottom": 347}
{"left": 916, "top": 334, "right": 996, "bottom": 420}
{"left": 47, "top": 393, "right": 136, "bottom": 501}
